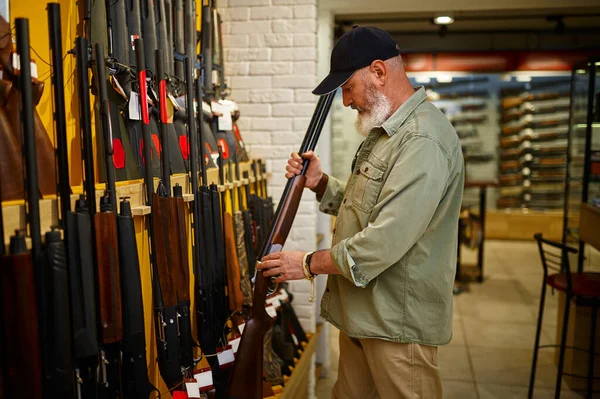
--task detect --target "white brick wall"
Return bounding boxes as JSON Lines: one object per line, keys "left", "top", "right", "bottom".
{"left": 218, "top": 0, "right": 320, "bottom": 340}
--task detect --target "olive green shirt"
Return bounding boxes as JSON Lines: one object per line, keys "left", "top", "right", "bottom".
{"left": 319, "top": 87, "right": 464, "bottom": 345}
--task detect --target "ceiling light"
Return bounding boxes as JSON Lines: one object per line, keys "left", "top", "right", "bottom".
{"left": 434, "top": 16, "right": 454, "bottom": 25}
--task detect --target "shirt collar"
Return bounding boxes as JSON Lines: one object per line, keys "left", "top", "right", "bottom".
{"left": 380, "top": 86, "right": 427, "bottom": 137}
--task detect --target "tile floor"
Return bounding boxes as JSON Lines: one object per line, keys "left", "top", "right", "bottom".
{"left": 315, "top": 240, "right": 598, "bottom": 398}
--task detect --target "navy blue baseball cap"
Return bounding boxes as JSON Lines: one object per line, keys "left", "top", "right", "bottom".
{"left": 312, "top": 26, "right": 400, "bottom": 96}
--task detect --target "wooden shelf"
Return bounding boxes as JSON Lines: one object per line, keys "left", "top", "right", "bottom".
{"left": 278, "top": 324, "right": 322, "bottom": 399}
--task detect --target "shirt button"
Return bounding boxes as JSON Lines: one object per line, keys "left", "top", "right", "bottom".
{"left": 365, "top": 167, "right": 369, "bottom": 172}
{"left": 325, "top": 288, "right": 330, "bottom": 293}
{"left": 355, "top": 169, "right": 360, "bottom": 175}
{"left": 343, "top": 199, "right": 347, "bottom": 204}
{"left": 333, "top": 228, "right": 336, "bottom": 234}
{"left": 328, "top": 202, "right": 333, "bottom": 207}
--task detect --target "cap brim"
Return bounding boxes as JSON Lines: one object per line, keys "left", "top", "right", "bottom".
{"left": 312, "top": 70, "right": 354, "bottom": 96}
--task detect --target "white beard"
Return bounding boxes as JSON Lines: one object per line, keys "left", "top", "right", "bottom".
{"left": 354, "top": 85, "right": 392, "bottom": 136}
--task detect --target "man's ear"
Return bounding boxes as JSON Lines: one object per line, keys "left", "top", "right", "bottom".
{"left": 370, "top": 60, "right": 387, "bottom": 85}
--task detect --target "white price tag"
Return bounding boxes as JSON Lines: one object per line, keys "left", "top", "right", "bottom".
{"left": 212, "top": 101, "right": 233, "bottom": 131}
{"left": 266, "top": 297, "right": 281, "bottom": 308}
{"left": 194, "top": 369, "right": 214, "bottom": 392}
{"left": 185, "top": 381, "right": 201, "bottom": 398}
{"left": 129, "top": 92, "right": 141, "bottom": 121}
{"left": 238, "top": 323, "right": 245, "bottom": 334}
{"left": 266, "top": 305, "right": 277, "bottom": 319}
{"left": 30, "top": 61, "right": 38, "bottom": 80}
{"left": 230, "top": 337, "right": 241, "bottom": 354}
{"left": 11, "top": 54, "right": 38, "bottom": 80}
{"left": 217, "top": 348, "right": 235, "bottom": 367}
{"left": 276, "top": 289, "right": 290, "bottom": 302}
{"left": 202, "top": 101, "right": 212, "bottom": 115}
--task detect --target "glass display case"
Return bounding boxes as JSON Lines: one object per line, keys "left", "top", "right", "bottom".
{"left": 563, "top": 58, "right": 600, "bottom": 272}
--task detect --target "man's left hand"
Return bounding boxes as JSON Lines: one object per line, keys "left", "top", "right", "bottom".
{"left": 258, "top": 251, "right": 306, "bottom": 283}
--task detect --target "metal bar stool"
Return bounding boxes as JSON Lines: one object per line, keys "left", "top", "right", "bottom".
{"left": 528, "top": 233, "right": 600, "bottom": 399}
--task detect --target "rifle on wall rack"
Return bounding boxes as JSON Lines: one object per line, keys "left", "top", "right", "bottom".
{"left": 91, "top": 20, "right": 157, "bottom": 395}
{"left": 153, "top": 47, "right": 195, "bottom": 372}
{"left": 154, "top": 0, "right": 189, "bottom": 174}
{"left": 134, "top": 37, "right": 183, "bottom": 389}
{"left": 140, "top": 0, "right": 187, "bottom": 177}
{"left": 1, "top": 19, "right": 44, "bottom": 398}
{"left": 73, "top": 36, "right": 101, "bottom": 399}
{"left": 201, "top": 0, "right": 237, "bottom": 163}
{"left": 227, "top": 91, "right": 336, "bottom": 399}
{"left": 93, "top": 43, "right": 124, "bottom": 398}
{"left": 184, "top": 0, "right": 218, "bottom": 170}
{"left": 88, "top": 0, "right": 140, "bottom": 182}
{"left": 45, "top": 5, "right": 77, "bottom": 397}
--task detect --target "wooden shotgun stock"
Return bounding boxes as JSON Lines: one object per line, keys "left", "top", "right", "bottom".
{"left": 1, "top": 232, "right": 43, "bottom": 399}
{"left": 227, "top": 92, "right": 334, "bottom": 399}
{"left": 94, "top": 194, "right": 123, "bottom": 345}
{"left": 227, "top": 177, "right": 306, "bottom": 399}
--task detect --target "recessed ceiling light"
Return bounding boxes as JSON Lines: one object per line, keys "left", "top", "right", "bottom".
{"left": 434, "top": 16, "right": 454, "bottom": 25}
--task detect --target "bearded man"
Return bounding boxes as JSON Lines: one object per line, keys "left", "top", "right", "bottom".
{"left": 257, "top": 26, "right": 464, "bottom": 399}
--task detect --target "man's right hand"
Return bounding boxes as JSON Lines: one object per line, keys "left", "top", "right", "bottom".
{"left": 285, "top": 151, "right": 323, "bottom": 190}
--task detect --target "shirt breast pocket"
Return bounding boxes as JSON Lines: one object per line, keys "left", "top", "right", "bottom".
{"left": 352, "top": 161, "right": 385, "bottom": 213}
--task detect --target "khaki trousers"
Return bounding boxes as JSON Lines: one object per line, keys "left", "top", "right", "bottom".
{"left": 332, "top": 332, "right": 443, "bottom": 399}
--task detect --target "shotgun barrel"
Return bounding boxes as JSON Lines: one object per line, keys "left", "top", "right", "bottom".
{"left": 46, "top": 5, "right": 75, "bottom": 396}
{"left": 73, "top": 36, "right": 101, "bottom": 399}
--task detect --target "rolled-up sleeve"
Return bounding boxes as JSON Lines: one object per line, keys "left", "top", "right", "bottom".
{"left": 330, "top": 135, "right": 450, "bottom": 286}
{"left": 318, "top": 175, "right": 346, "bottom": 216}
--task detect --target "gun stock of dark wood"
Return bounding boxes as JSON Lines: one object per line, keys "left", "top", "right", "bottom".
{"left": 152, "top": 194, "right": 178, "bottom": 309}
{"left": 227, "top": 175, "right": 306, "bottom": 399}
{"left": 94, "top": 203, "right": 123, "bottom": 344}
{"left": 1, "top": 236, "right": 43, "bottom": 399}
{"left": 168, "top": 190, "right": 194, "bottom": 369}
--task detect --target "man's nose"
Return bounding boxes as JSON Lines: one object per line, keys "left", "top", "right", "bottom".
{"left": 342, "top": 90, "right": 352, "bottom": 107}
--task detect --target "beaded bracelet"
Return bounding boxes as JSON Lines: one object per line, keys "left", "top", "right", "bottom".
{"left": 302, "top": 251, "right": 316, "bottom": 302}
